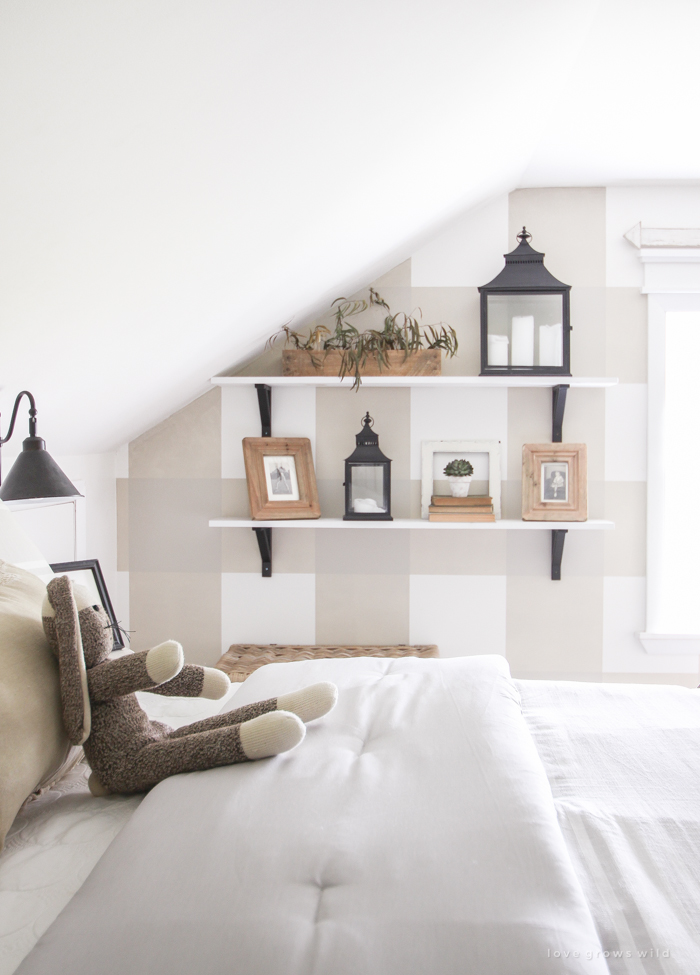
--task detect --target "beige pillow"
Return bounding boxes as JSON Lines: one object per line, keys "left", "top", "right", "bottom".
{"left": 0, "top": 560, "right": 69, "bottom": 849}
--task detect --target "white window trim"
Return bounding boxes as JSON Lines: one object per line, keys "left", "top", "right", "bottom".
{"left": 631, "top": 232, "right": 700, "bottom": 655}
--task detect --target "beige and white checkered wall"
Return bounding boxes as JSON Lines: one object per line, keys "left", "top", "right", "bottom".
{"left": 116, "top": 187, "right": 698, "bottom": 685}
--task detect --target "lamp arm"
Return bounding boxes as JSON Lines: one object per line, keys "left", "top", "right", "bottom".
{"left": 0, "top": 390, "right": 37, "bottom": 445}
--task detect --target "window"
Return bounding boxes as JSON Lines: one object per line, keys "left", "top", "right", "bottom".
{"left": 658, "top": 312, "right": 700, "bottom": 632}
{"left": 641, "top": 293, "right": 700, "bottom": 654}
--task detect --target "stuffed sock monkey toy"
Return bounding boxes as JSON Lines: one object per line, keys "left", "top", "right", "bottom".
{"left": 42, "top": 575, "right": 337, "bottom": 796}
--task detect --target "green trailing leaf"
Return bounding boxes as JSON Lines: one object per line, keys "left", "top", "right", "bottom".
{"left": 368, "top": 287, "right": 391, "bottom": 311}
{"left": 266, "top": 322, "right": 331, "bottom": 352}
{"left": 443, "top": 459, "right": 473, "bottom": 478}
{"left": 269, "top": 289, "right": 458, "bottom": 388}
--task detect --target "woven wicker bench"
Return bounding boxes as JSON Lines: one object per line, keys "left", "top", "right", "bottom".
{"left": 215, "top": 644, "right": 439, "bottom": 682}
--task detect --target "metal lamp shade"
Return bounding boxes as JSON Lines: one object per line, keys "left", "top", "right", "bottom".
{"left": 0, "top": 436, "right": 81, "bottom": 503}
{"left": 479, "top": 228, "right": 572, "bottom": 377}
{"left": 343, "top": 414, "right": 392, "bottom": 521}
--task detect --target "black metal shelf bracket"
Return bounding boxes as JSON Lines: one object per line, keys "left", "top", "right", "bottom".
{"left": 255, "top": 383, "right": 272, "bottom": 438}
{"left": 551, "top": 384, "right": 570, "bottom": 579}
{"left": 552, "top": 384, "right": 569, "bottom": 443}
{"left": 251, "top": 386, "right": 273, "bottom": 574}
{"left": 551, "top": 529, "right": 567, "bottom": 581}
{"left": 253, "top": 527, "right": 272, "bottom": 577}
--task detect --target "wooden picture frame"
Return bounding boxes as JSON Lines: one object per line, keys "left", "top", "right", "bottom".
{"left": 421, "top": 440, "right": 502, "bottom": 519}
{"left": 49, "top": 559, "right": 126, "bottom": 651}
{"left": 242, "top": 437, "right": 320, "bottom": 520}
{"left": 522, "top": 443, "right": 587, "bottom": 522}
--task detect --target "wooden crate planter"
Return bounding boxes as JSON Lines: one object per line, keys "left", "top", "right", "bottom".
{"left": 216, "top": 643, "right": 439, "bottom": 682}
{"left": 282, "top": 349, "right": 441, "bottom": 378}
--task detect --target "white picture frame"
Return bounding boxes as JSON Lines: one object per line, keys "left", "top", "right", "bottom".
{"left": 421, "top": 440, "right": 502, "bottom": 520}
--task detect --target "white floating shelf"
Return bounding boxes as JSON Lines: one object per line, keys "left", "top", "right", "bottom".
{"left": 209, "top": 518, "right": 614, "bottom": 531}
{"left": 211, "top": 375, "right": 618, "bottom": 389}
{"left": 638, "top": 633, "right": 700, "bottom": 655}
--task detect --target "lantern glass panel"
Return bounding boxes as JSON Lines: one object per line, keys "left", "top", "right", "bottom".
{"left": 349, "top": 464, "right": 388, "bottom": 514}
{"left": 486, "top": 293, "right": 564, "bottom": 369}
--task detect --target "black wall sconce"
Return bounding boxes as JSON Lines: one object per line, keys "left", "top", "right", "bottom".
{"left": 0, "top": 391, "right": 81, "bottom": 503}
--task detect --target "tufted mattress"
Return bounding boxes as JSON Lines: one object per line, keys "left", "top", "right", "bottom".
{"left": 15, "top": 656, "right": 609, "bottom": 975}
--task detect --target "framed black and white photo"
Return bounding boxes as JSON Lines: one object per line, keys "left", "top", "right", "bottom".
{"left": 242, "top": 437, "right": 320, "bottom": 520}
{"left": 541, "top": 462, "right": 568, "bottom": 502}
{"left": 263, "top": 455, "right": 300, "bottom": 501}
{"left": 522, "top": 444, "right": 587, "bottom": 522}
{"left": 49, "top": 558, "right": 125, "bottom": 651}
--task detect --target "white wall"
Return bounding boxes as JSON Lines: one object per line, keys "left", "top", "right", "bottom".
{"left": 1, "top": 1, "right": 602, "bottom": 459}
{"left": 5, "top": 449, "right": 127, "bottom": 629}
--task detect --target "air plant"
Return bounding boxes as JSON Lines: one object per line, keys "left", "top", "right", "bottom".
{"left": 267, "top": 288, "right": 458, "bottom": 388}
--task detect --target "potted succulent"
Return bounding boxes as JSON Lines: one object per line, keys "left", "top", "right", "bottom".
{"left": 443, "top": 459, "right": 474, "bottom": 497}
{"left": 268, "top": 288, "right": 458, "bottom": 388}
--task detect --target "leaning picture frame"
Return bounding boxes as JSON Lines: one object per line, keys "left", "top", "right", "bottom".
{"left": 522, "top": 443, "right": 587, "bottom": 522}
{"left": 421, "top": 440, "right": 502, "bottom": 520}
{"left": 242, "top": 437, "right": 321, "bottom": 520}
{"left": 49, "top": 558, "right": 126, "bottom": 651}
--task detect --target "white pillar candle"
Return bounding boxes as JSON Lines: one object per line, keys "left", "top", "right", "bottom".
{"left": 488, "top": 333, "right": 509, "bottom": 366}
{"left": 539, "top": 323, "right": 563, "bottom": 367}
{"left": 511, "top": 315, "right": 534, "bottom": 366}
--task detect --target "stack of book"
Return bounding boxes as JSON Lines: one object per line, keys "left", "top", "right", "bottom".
{"left": 428, "top": 496, "right": 495, "bottom": 522}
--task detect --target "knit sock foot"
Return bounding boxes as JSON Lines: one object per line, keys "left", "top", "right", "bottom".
{"left": 199, "top": 667, "right": 231, "bottom": 699}
{"left": 277, "top": 682, "right": 338, "bottom": 723}
{"left": 146, "top": 640, "right": 184, "bottom": 685}
{"left": 239, "top": 710, "right": 305, "bottom": 760}
{"left": 88, "top": 772, "right": 111, "bottom": 797}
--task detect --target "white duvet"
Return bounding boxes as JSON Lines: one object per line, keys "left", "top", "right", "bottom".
{"left": 0, "top": 686, "right": 236, "bottom": 975}
{"left": 15, "top": 656, "right": 608, "bottom": 975}
{"left": 0, "top": 763, "right": 140, "bottom": 975}
{"left": 518, "top": 679, "right": 700, "bottom": 975}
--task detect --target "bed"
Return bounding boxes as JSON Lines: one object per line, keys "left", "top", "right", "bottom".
{"left": 4, "top": 653, "right": 700, "bottom": 975}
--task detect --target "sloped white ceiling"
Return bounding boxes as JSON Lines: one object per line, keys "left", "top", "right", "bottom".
{"left": 1, "top": 0, "right": 699, "bottom": 454}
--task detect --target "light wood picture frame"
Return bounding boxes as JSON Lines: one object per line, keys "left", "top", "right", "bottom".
{"left": 522, "top": 443, "right": 587, "bottom": 522}
{"left": 243, "top": 437, "right": 320, "bottom": 520}
{"left": 421, "top": 440, "right": 502, "bottom": 519}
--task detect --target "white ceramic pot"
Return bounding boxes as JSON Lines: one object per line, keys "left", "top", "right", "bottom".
{"left": 447, "top": 476, "right": 472, "bottom": 498}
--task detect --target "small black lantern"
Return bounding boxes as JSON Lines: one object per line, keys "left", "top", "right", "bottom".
{"left": 479, "top": 228, "right": 571, "bottom": 377}
{"left": 343, "top": 413, "right": 392, "bottom": 521}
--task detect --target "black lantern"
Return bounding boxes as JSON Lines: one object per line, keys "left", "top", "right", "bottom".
{"left": 479, "top": 228, "right": 571, "bottom": 377}
{"left": 343, "top": 413, "right": 392, "bottom": 521}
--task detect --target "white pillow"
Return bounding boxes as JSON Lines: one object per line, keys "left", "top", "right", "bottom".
{"left": 0, "top": 500, "right": 53, "bottom": 582}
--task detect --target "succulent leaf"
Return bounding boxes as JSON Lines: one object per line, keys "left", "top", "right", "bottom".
{"left": 443, "top": 459, "right": 474, "bottom": 477}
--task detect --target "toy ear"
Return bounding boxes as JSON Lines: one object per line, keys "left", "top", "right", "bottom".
{"left": 45, "top": 576, "right": 91, "bottom": 745}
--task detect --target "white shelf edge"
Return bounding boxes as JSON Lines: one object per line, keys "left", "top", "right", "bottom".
{"left": 209, "top": 518, "right": 615, "bottom": 531}
{"left": 211, "top": 375, "right": 618, "bottom": 389}
{"left": 638, "top": 633, "right": 700, "bottom": 655}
